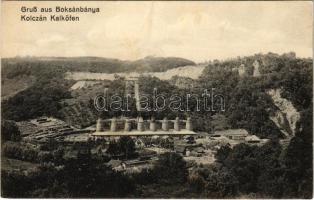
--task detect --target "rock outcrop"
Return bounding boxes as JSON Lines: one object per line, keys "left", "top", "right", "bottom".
{"left": 253, "top": 60, "right": 261, "bottom": 77}
{"left": 238, "top": 64, "right": 246, "bottom": 77}
{"left": 267, "top": 89, "right": 300, "bottom": 138}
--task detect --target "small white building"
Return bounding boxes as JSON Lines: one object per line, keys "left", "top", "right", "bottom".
{"left": 245, "top": 135, "right": 261, "bottom": 143}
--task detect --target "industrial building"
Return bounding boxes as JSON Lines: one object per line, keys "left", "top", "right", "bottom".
{"left": 92, "top": 116, "right": 196, "bottom": 138}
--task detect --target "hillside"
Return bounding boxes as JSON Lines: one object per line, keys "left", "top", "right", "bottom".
{"left": 1, "top": 56, "right": 195, "bottom": 99}
{"left": 1, "top": 75, "right": 36, "bottom": 100}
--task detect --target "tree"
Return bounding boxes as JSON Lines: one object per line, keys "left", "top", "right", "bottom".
{"left": 279, "top": 107, "right": 313, "bottom": 198}
{"left": 215, "top": 144, "right": 231, "bottom": 163}
{"left": 153, "top": 152, "right": 188, "bottom": 183}
{"left": 1, "top": 120, "right": 21, "bottom": 142}
{"left": 188, "top": 172, "right": 206, "bottom": 193}
{"left": 117, "top": 136, "right": 136, "bottom": 159}
{"left": 211, "top": 114, "right": 230, "bottom": 131}
{"left": 204, "top": 166, "right": 239, "bottom": 198}
{"left": 106, "top": 136, "right": 136, "bottom": 159}
{"left": 221, "top": 143, "right": 260, "bottom": 193}
{"left": 106, "top": 140, "right": 120, "bottom": 156}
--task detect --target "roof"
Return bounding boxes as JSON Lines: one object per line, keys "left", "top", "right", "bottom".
{"left": 195, "top": 147, "right": 205, "bottom": 153}
{"left": 63, "top": 135, "right": 89, "bottom": 142}
{"left": 107, "top": 160, "right": 122, "bottom": 168}
{"left": 245, "top": 135, "right": 260, "bottom": 141}
{"left": 215, "top": 129, "right": 249, "bottom": 136}
{"left": 213, "top": 136, "right": 229, "bottom": 141}
{"left": 197, "top": 132, "right": 209, "bottom": 137}
{"left": 123, "top": 159, "right": 148, "bottom": 166}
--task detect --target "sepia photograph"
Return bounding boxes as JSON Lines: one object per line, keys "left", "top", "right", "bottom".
{"left": 1, "top": 1, "right": 313, "bottom": 198}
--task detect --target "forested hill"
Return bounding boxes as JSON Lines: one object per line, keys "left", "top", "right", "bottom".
{"left": 1, "top": 52, "right": 312, "bottom": 138}
{"left": 1, "top": 56, "right": 195, "bottom": 76}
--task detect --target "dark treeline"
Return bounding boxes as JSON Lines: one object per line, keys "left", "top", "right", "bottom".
{"left": 1, "top": 139, "right": 188, "bottom": 198}
{"left": 2, "top": 134, "right": 312, "bottom": 198}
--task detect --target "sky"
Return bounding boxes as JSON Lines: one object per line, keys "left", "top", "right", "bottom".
{"left": 2, "top": 1, "right": 313, "bottom": 62}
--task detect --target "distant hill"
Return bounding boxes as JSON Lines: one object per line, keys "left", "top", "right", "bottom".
{"left": 127, "top": 56, "right": 196, "bottom": 72}
{"left": 1, "top": 56, "right": 196, "bottom": 75}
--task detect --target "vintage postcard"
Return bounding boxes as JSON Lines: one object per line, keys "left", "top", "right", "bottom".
{"left": 1, "top": 1, "right": 313, "bottom": 199}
